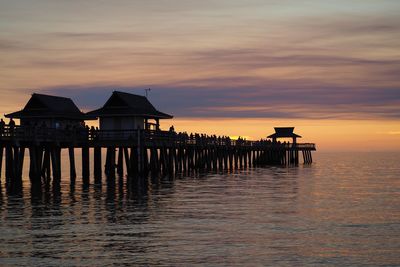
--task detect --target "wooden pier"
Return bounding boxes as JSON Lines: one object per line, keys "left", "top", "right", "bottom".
{"left": 0, "top": 126, "right": 315, "bottom": 194}
{"left": 0, "top": 92, "right": 316, "bottom": 194}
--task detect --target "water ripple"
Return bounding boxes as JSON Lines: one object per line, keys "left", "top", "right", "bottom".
{"left": 0, "top": 152, "right": 399, "bottom": 266}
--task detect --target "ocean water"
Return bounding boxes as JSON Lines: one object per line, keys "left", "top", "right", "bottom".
{"left": 0, "top": 152, "right": 399, "bottom": 266}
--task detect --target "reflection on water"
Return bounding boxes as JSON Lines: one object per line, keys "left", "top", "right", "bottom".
{"left": 0, "top": 152, "right": 400, "bottom": 266}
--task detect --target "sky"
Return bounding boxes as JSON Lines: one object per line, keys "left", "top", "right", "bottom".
{"left": 0, "top": 0, "right": 399, "bottom": 151}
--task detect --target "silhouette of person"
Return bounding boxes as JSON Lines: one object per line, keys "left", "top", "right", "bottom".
{"left": 95, "top": 127, "right": 99, "bottom": 140}
{"left": 0, "top": 118, "right": 5, "bottom": 137}
{"left": 85, "top": 125, "right": 90, "bottom": 133}
{"left": 9, "top": 118, "right": 15, "bottom": 136}
{"left": 90, "top": 126, "right": 96, "bottom": 140}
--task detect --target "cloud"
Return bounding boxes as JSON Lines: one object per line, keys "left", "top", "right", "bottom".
{"left": 42, "top": 81, "right": 400, "bottom": 120}
{"left": 188, "top": 49, "right": 400, "bottom": 70}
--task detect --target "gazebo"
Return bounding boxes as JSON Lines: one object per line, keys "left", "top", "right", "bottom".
{"left": 85, "top": 91, "right": 173, "bottom": 131}
{"left": 5, "top": 93, "right": 86, "bottom": 129}
{"left": 267, "top": 127, "right": 301, "bottom": 143}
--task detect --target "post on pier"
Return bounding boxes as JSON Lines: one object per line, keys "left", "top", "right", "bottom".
{"left": 117, "top": 147, "right": 124, "bottom": 177}
{"left": 68, "top": 147, "right": 77, "bottom": 183}
{"left": 0, "top": 146, "right": 3, "bottom": 180}
{"left": 50, "top": 146, "right": 61, "bottom": 190}
{"left": 82, "top": 146, "right": 90, "bottom": 185}
{"left": 94, "top": 146, "right": 102, "bottom": 184}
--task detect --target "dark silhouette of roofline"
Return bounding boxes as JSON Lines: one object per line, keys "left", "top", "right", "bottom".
{"left": 267, "top": 127, "right": 302, "bottom": 138}
{"left": 268, "top": 133, "right": 302, "bottom": 138}
{"left": 85, "top": 91, "right": 173, "bottom": 119}
{"left": 5, "top": 93, "right": 87, "bottom": 120}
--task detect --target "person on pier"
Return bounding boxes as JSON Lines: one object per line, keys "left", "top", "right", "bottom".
{"left": 90, "top": 126, "right": 96, "bottom": 141}
{"left": 9, "top": 118, "right": 15, "bottom": 136}
{"left": 0, "top": 118, "right": 5, "bottom": 137}
{"left": 85, "top": 125, "right": 90, "bottom": 140}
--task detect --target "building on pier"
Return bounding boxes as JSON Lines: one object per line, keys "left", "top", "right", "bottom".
{"left": 5, "top": 93, "right": 87, "bottom": 129}
{"left": 86, "top": 91, "right": 173, "bottom": 131}
{"left": 267, "top": 127, "right": 301, "bottom": 143}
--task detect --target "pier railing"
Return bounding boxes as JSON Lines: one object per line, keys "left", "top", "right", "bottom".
{"left": 0, "top": 126, "right": 88, "bottom": 143}
{"left": 0, "top": 125, "right": 316, "bottom": 150}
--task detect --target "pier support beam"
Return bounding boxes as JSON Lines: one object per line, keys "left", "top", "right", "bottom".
{"left": 123, "top": 147, "right": 131, "bottom": 178}
{"left": 41, "top": 148, "right": 51, "bottom": 185}
{"left": 94, "top": 147, "right": 102, "bottom": 184}
{"left": 0, "top": 146, "right": 3, "bottom": 181}
{"left": 106, "top": 147, "right": 116, "bottom": 184}
{"left": 117, "top": 147, "right": 124, "bottom": 177}
{"left": 68, "top": 147, "right": 76, "bottom": 183}
{"left": 29, "top": 146, "right": 40, "bottom": 187}
{"left": 51, "top": 146, "right": 61, "bottom": 191}
{"left": 82, "top": 146, "right": 90, "bottom": 185}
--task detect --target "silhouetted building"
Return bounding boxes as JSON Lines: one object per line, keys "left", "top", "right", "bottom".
{"left": 267, "top": 127, "right": 301, "bottom": 143}
{"left": 5, "top": 93, "right": 86, "bottom": 129}
{"left": 86, "top": 91, "right": 173, "bottom": 131}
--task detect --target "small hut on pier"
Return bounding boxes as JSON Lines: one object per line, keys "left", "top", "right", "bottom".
{"left": 5, "top": 93, "right": 86, "bottom": 129}
{"left": 86, "top": 91, "right": 173, "bottom": 131}
{"left": 267, "top": 127, "right": 301, "bottom": 143}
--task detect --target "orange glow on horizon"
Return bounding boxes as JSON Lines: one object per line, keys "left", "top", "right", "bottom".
{"left": 164, "top": 117, "right": 400, "bottom": 152}
{"left": 3, "top": 116, "right": 400, "bottom": 152}
{"left": 2, "top": 114, "right": 399, "bottom": 152}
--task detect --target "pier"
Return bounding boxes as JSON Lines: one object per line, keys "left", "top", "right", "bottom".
{"left": 0, "top": 126, "right": 315, "bottom": 193}
{"left": 0, "top": 92, "right": 316, "bottom": 194}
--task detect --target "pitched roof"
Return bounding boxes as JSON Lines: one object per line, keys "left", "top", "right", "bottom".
{"left": 86, "top": 91, "right": 173, "bottom": 119}
{"left": 267, "top": 127, "right": 302, "bottom": 138}
{"left": 5, "top": 93, "right": 85, "bottom": 120}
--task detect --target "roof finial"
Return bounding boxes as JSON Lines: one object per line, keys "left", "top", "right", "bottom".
{"left": 145, "top": 88, "right": 151, "bottom": 98}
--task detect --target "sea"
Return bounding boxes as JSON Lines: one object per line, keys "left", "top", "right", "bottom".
{"left": 0, "top": 152, "right": 399, "bottom": 266}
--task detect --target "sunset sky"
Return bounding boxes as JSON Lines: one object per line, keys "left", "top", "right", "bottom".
{"left": 1, "top": 0, "right": 399, "bottom": 151}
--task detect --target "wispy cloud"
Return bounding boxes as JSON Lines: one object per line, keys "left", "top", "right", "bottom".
{"left": 387, "top": 131, "right": 400, "bottom": 135}
{"left": 42, "top": 82, "right": 400, "bottom": 120}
